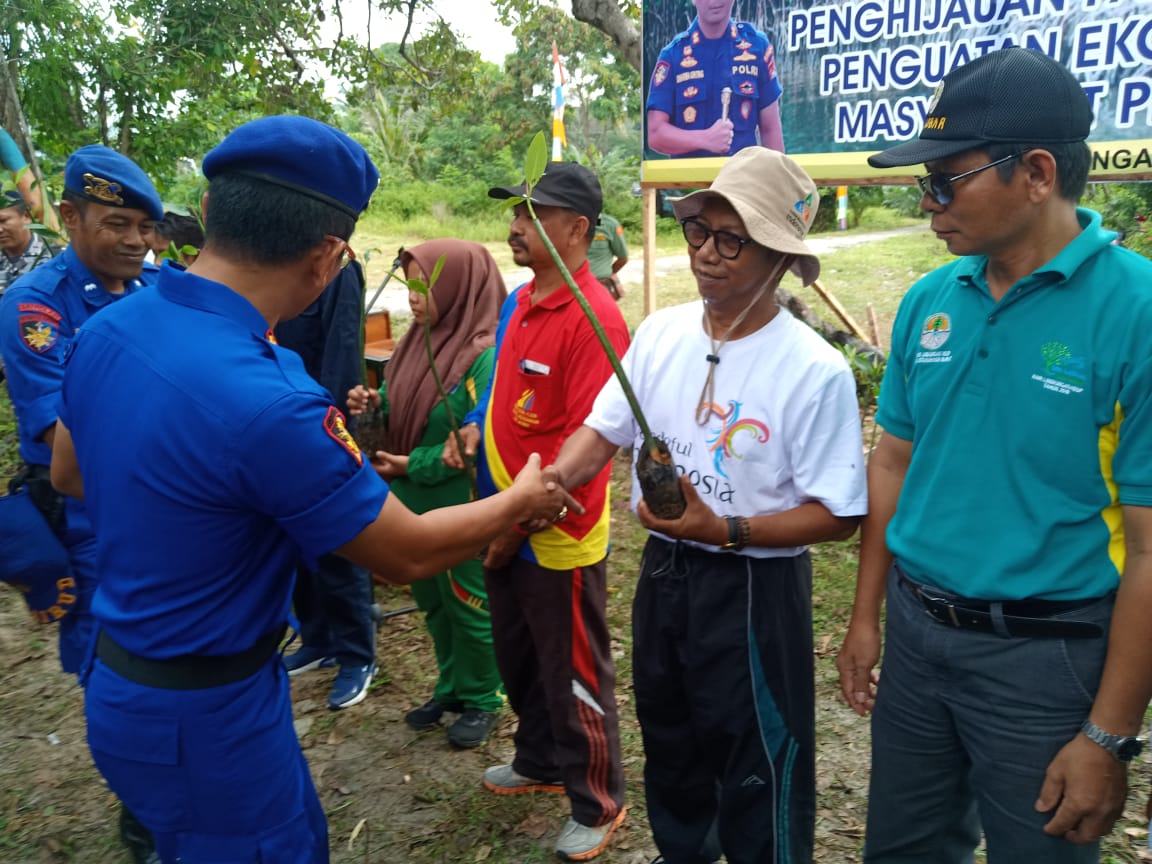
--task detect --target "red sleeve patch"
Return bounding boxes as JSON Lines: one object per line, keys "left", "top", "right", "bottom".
{"left": 652, "top": 61, "right": 670, "bottom": 87}
{"left": 323, "top": 406, "right": 363, "bottom": 466}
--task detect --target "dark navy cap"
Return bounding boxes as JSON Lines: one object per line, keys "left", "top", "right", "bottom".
{"left": 869, "top": 48, "right": 1093, "bottom": 168}
{"left": 202, "top": 115, "right": 379, "bottom": 218}
{"left": 1, "top": 189, "right": 27, "bottom": 211}
{"left": 489, "top": 162, "right": 603, "bottom": 225}
{"left": 64, "top": 145, "right": 163, "bottom": 221}
{"left": 0, "top": 488, "right": 76, "bottom": 623}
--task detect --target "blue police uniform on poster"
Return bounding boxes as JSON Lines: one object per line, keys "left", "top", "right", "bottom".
{"left": 647, "top": 17, "right": 783, "bottom": 158}
{"left": 0, "top": 145, "right": 161, "bottom": 674}
{"left": 57, "top": 115, "right": 382, "bottom": 863}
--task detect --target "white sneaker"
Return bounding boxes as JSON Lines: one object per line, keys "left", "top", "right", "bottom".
{"left": 554, "top": 807, "right": 627, "bottom": 861}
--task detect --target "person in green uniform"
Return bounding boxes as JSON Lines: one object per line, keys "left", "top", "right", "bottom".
{"left": 587, "top": 212, "right": 629, "bottom": 300}
{"left": 348, "top": 238, "right": 506, "bottom": 748}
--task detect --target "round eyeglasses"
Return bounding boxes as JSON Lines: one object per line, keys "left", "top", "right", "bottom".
{"left": 680, "top": 217, "right": 756, "bottom": 260}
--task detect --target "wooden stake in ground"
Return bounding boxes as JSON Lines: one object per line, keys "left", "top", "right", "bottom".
{"left": 810, "top": 279, "right": 869, "bottom": 344}
{"left": 867, "top": 303, "right": 883, "bottom": 350}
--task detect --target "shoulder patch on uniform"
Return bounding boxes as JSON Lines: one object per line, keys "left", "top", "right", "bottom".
{"left": 18, "top": 302, "right": 61, "bottom": 354}
{"left": 653, "top": 60, "right": 670, "bottom": 87}
{"left": 323, "top": 406, "right": 363, "bottom": 466}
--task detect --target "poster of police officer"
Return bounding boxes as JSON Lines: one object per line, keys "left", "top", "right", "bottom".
{"left": 642, "top": 0, "right": 1152, "bottom": 185}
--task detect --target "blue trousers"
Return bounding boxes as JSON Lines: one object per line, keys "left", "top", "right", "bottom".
{"left": 85, "top": 655, "right": 328, "bottom": 863}
{"left": 865, "top": 566, "right": 1113, "bottom": 864}
{"left": 59, "top": 530, "right": 97, "bottom": 675}
{"left": 294, "top": 553, "right": 374, "bottom": 667}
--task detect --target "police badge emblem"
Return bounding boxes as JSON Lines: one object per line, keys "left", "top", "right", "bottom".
{"left": 82, "top": 173, "right": 125, "bottom": 206}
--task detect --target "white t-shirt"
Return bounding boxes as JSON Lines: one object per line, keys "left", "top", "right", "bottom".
{"left": 586, "top": 301, "right": 868, "bottom": 558}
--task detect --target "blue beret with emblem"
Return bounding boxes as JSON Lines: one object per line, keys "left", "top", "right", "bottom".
{"left": 63, "top": 145, "right": 163, "bottom": 222}
{"left": 202, "top": 115, "right": 379, "bottom": 218}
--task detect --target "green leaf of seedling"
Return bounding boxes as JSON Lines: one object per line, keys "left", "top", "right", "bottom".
{"left": 524, "top": 131, "right": 547, "bottom": 191}
{"left": 428, "top": 254, "right": 446, "bottom": 291}
{"left": 407, "top": 277, "right": 428, "bottom": 296}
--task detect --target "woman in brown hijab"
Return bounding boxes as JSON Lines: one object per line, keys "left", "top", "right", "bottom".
{"left": 348, "top": 239, "right": 506, "bottom": 748}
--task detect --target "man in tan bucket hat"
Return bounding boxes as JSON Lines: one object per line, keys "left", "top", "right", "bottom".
{"left": 550, "top": 146, "right": 867, "bottom": 863}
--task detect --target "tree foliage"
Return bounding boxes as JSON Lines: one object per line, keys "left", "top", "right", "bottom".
{"left": 1, "top": 0, "right": 642, "bottom": 211}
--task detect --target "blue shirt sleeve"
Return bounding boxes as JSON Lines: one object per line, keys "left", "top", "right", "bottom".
{"left": 646, "top": 42, "right": 679, "bottom": 115}
{"left": 0, "top": 286, "right": 68, "bottom": 463}
{"left": 0, "top": 129, "right": 27, "bottom": 173}
{"left": 235, "top": 391, "right": 389, "bottom": 568}
{"left": 758, "top": 36, "right": 783, "bottom": 108}
{"left": 463, "top": 286, "right": 521, "bottom": 429}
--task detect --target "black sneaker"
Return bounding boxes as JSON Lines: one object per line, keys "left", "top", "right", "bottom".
{"left": 447, "top": 708, "right": 499, "bottom": 748}
{"left": 404, "top": 698, "right": 464, "bottom": 731}
{"left": 119, "top": 806, "right": 159, "bottom": 864}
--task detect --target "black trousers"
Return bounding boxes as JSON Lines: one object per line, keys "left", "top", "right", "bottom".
{"left": 634, "top": 537, "right": 815, "bottom": 864}
{"left": 485, "top": 556, "right": 625, "bottom": 828}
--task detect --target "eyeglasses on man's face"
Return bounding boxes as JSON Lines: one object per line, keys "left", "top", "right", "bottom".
{"left": 916, "top": 152, "right": 1022, "bottom": 206}
{"left": 680, "top": 217, "right": 755, "bottom": 260}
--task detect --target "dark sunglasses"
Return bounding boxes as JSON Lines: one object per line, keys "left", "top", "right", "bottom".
{"left": 916, "top": 152, "right": 1021, "bottom": 206}
{"left": 681, "top": 217, "right": 756, "bottom": 260}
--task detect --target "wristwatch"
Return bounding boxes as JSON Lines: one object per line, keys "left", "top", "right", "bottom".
{"left": 720, "top": 516, "right": 750, "bottom": 551}
{"left": 1081, "top": 719, "right": 1145, "bottom": 762}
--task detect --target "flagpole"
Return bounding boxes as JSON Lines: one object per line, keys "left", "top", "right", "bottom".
{"left": 551, "top": 41, "right": 566, "bottom": 161}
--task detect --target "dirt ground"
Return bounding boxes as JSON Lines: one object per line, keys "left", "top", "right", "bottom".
{"left": 2, "top": 459, "right": 1151, "bottom": 862}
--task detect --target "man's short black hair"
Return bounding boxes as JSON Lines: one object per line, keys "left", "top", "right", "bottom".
{"left": 155, "top": 212, "right": 205, "bottom": 250}
{"left": 986, "top": 140, "right": 1092, "bottom": 203}
{"left": 61, "top": 189, "right": 89, "bottom": 217}
{"left": 204, "top": 174, "right": 355, "bottom": 266}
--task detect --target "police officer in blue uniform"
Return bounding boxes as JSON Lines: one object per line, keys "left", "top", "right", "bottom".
{"left": 50, "top": 115, "right": 575, "bottom": 864}
{"left": 0, "top": 144, "right": 162, "bottom": 863}
{"left": 646, "top": 0, "right": 784, "bottom": 158}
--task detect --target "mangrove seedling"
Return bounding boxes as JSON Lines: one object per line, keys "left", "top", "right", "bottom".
{"left": 507, "top": 132, "right": 685, "bottom": 519}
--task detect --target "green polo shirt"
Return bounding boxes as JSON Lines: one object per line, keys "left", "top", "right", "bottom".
{"left": 878, "top": 208, "right": 1152, "bottom": 600}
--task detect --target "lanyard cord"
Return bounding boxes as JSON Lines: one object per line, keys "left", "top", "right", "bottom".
{"left": 694, "top": 260, "right": 787, "bottom": 426}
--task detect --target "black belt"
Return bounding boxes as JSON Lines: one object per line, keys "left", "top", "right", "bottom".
{"left": 899, "top": 575, "right": 1105, "bottom": 639}
{"left": 96, "top": 624, "right": 286, "bottom": 690}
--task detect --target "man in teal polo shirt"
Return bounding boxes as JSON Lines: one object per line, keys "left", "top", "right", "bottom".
{"left": 836, "top": 47, "right": 1152, "bottom": 863}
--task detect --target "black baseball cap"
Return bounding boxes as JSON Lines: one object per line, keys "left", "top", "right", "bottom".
{"left": 868, "top": 47, "right": 1093, "bottom": 168}
{"left": 489, "top": 161, "right": 603, "bottom": 225}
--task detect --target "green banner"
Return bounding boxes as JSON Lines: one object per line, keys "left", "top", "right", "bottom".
{"left": 642, "top": 0, "right": 1152, "bottom": 185}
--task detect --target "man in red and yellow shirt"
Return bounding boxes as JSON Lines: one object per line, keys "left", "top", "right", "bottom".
{"left": 447, "top": 162, "right": 630, "bottom": 861}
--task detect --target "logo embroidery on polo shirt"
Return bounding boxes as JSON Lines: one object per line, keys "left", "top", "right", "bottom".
{"left": 17, "top": 302, "right": 62, "bottom": 354}
{"left": 512, "top": 388, "right": 539, "bottom": 428}
{"left": 1031, "top": 341, "right": 1086, "bottom": 395}
{"left": 915, "top": 312, "right": 954, "bottom": 364}
{"left": 323, "top": 406, "right": 363, "bottom": 466}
